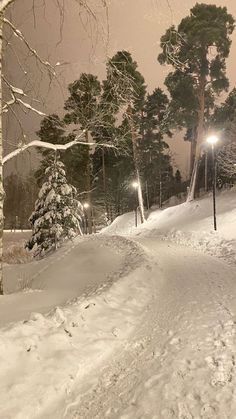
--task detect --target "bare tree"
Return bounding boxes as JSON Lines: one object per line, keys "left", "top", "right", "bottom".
{"left": 0, "top": 0, "right": 109, "bottom": 294}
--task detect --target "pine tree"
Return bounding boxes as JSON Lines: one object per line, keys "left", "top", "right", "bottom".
{"left": 64, "top": 73, "right": 102, "bottom": 233}
{"left": 140, "top": 88, "right": 173, "bottom": 207}
{"left": 105, "top": 50, "right": 146, "bottom": 222}
{"left": 35, "top": 114, "right": 67, "bottom": 186}
{"left": 26, "top": 157, "right": 83, "bottom": 257}
{"left": 158, "top": 4, "right": 235, "bottom": 199}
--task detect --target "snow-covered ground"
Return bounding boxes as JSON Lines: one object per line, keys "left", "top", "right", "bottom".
{"left": 105, "top": 187, "right": 236, "bottom": 264}
{"left": 1, "top": 188, "right": 236, "bottom": 418}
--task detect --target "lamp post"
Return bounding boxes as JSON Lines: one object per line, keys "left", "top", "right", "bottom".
{"left": 206, "top": 135, "right": 219, "bottom": 231}
{"left": 132, "top": 181, "right": 139, "bottom": 227}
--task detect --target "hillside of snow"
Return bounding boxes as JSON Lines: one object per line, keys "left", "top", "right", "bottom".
{"left": 104, "top": 187, "right": 236, "bottom": 263}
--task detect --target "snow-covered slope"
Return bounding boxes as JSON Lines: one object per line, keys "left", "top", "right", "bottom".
{"left": 104, "top": 187, "right": 236, "bottom": 263}
{"left": 1, "top": 234, "right": 147, "bottom": 326}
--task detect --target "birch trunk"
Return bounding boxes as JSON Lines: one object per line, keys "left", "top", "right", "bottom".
{"left": 0, "top": 13, "right": 3, "bottom": 295}
{"left": 127, "top": 105, "right": 145, "bottom": 222}
{"left": 85, "top": 131, "right": 93, "bottom": 234}
{"left": 130, "top": 119, "right": 145, "bottom": 223}
{"left": 102, "top": 149, "right": 109, "bottom": 219}
{"left": 187, "top": 76, "right": 205, "bottom": 202}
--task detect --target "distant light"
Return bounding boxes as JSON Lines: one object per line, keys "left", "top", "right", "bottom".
{"left": 132, "top": 181, "right": 139, "bottom": 189}
{"left": 83, "top": 202, "right": 89, "bottom": 209}
{"left": 206, "top": 135, "right": 219, "bottom": 145}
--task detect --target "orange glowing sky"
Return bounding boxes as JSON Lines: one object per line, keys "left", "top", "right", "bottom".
{"left": 4, "top": 0, "right": 236, "bottom": 177}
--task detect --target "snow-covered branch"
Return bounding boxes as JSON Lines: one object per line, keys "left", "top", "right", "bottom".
{"left": 3, "top": 131, "right": 116, "bottom": 165}
{"left": 2, "top": 92, "right": 46, "bottom": 116}
{"left": 3, "top": 18, "right": 56, "bottom": 77}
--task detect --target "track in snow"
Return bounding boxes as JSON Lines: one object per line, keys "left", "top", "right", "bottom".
{"left": 65, "top": 238, "right": 236, "bottom": 419}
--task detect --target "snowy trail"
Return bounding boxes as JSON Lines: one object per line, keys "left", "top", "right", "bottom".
{"left": 0, "top": 235, "right": 152, "bottom": 419}
{"left": 66, "top": 238, "right": 236, "bottom": 419}
{"left": 0, "top": 236, "right": 124, "bottom": 327}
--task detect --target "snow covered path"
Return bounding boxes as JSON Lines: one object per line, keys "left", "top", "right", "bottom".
{"left": 66, "top": 238, "right": 236, "bottom": 419}
{"left": 0, "top": 236, "right": 124, "bottom": 326}
{"left": 0, "top": 235, "right": 151, "bottom": 419}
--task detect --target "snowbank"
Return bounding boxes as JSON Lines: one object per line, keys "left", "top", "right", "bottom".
{"left": 104, "top": 188, "right": 236, "bottom": 263}
{"left": 0, "top": 234, "right": 154, "bottom": 418}
{"left": 101, "top": 212, "right": 138, "bottom": 235}
{"left": 1, "top": 234, "right": 145, "bottom": 326}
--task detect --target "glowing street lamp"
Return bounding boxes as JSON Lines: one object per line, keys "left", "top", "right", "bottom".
{"left": 83, "top": 202, "right": 90, "bottom": 209}
{"left": 206, "top": 135, "right": 219, "bottom": 231}
{"left": 132, "top": 181, "right": 139, "bottom": 189}
{"left": 206, "top": 135, "right": 218, "bottom": 146}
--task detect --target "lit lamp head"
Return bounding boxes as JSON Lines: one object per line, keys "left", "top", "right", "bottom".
{"left": 206, "top": 135, "right": 219, "bottom": 146}
{"left": 83, "top": 202, "right": 90, "bottom": 209}
{"left": 132, "top": 181, "right": 139, "bottom": 189}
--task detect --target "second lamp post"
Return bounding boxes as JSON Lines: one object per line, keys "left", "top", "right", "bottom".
{"left": 206, "top": 135, "right": 219, "bottom": 231}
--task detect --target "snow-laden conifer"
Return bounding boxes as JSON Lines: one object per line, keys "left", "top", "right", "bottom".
{"left": 26, "top": 157, "right": 83, "bottom": 257}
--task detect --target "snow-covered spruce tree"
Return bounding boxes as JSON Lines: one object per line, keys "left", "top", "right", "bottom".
{"left": 26, "top": 157, "right": 83, "bottom": 257}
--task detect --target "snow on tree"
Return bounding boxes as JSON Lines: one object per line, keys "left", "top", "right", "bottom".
{"left": 26, "top": 157, "right": 83, "bottom": 257}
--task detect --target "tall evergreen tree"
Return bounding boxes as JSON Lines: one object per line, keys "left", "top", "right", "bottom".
{"left": 105, "top": 50, "right": 146, "bottom": 222}
{"left": 64, "top": 73, "right": 101, "bottom": 233}
{"left": 140, "top": 88, "right": 173, "bottom": 207}
{"left": 91, "top": 79, "right": 118, "bottom": 221}
{"left": 35, "top": 114, "right": 90, "bottom": 196}
{"left": 35, "top": 114, "right": 66, "bottom": 186}
{"left": 158, "top": 3, "right": 235, "bottom": 199}
{"left": 27, "top": 157, "right": 82, "bottom": 257}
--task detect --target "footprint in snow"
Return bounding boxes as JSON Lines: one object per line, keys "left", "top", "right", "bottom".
{"left": 144, "top": 374, "right": 161, "bottom": 389}
{"left": 201, "top": 403, "right": 216, "bottom": 418}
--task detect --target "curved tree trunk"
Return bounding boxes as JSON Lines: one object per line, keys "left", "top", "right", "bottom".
{"left": 0, "top": 13, "right": 3, "bottom": 295}
{"left": 187, "top": 76, "right": 205, "bottom": 202}
{"left": 102, "top": 149, "right": 109, "bottom": 220}
{"left": 136, "top": 171, "right": 145, "bottom": 223}
{"left": 85, "top": 131, "right": 93, "bottom": 234}
{"left": 129, "top": 112, "right": 145, "bottom": 223}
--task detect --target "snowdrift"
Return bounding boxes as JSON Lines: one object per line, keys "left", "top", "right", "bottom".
{"left": 0, "top": 234, "right": 153, "bottom": 418}
{"left": 104, "top": 187, "right": 236, "bottom": 263}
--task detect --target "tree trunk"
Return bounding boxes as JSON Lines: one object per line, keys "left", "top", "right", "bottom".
{"left": 0, "top": 14, "right": 3, "bottom": 295}
{"left": 85, "top": 131, "right": 93, "bottom": 234}
{"left": 102, "top": 149, "right": 109, "bottom": 219}
{"left": 205, "top": 151, "right": 208, "bottom": 192}
{"left": 128, "top": 106, "right": 145, "bottom": 223}
{"left": 189, "top": 135, "right": 197, "bottom": 178}
{"left": 187, "top": 76, "right": 205, "bottom": 202}
{"left": 145, "top": 181, "right": 150, "bottom": 210}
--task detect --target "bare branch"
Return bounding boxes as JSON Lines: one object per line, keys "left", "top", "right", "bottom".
{"left": 3, "top": 17, "right": 56, "bottom": 77}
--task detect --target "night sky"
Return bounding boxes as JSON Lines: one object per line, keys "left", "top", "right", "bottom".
{"left": 4, "top": 0, "right": 236, "bottom": 177}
